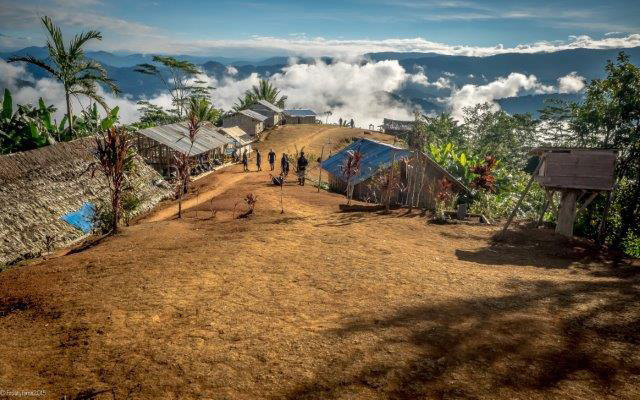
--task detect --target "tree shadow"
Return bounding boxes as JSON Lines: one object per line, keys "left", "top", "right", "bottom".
{"left": 455, "top": 227, "right": 640, "bottom": 276}
{"left": 283, "top": 278, "right": 640, "bottom": 399}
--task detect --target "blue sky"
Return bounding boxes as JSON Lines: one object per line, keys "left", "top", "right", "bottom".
{"left": 1, "top": 0, "right": 639, "bottom": 57}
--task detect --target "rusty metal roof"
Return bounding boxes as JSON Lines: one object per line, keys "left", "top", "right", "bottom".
{"left": 239, "top": 109, "right": 268, "bottom": 122}
{"left": 254, "top": 99, "right": 283, "bottom": 113}
{"left": 137, "top": 122, "right": 233, "bottom": 156}
{"left": 218, "top": 126, "right": 254, "bottom": 146}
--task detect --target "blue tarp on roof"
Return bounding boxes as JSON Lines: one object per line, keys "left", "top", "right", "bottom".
{"left": 60, "top": 202, "right": 96, "bottom": 234}
{"left": 321, "top": 139, "right": 411, "bottom": 185}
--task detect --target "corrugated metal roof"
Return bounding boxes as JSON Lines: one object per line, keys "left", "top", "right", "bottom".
{"left": 255, "top": 99, "right": 283, "bottom": 113}
{"left": 284, "top": 109, "right": 317, "bottom": 117}
{"left": 239, "top": 109, "right": 268, "bottom": 121}
{"left": 138, "top": 122, "right": 233, "bottom": 156}
{"left": 321, "top": 139, "right": 411, "bottom": 185}
{"left": 321, "top": 138, "right": 470, "bottom": 193}
{"left": 219, "top": 126, "right": 254, "bottom": 146}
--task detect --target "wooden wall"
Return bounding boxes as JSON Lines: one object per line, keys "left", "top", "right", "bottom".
{"left": 326, "top": 154, "right": 467, "bottom": 209}
{"left": 536, "top": 150, "right": 616, "bottom": 191}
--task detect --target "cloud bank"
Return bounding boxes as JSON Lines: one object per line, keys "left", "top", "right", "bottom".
{"left": 1, "top": 58, "right": 588, "bottom": 129}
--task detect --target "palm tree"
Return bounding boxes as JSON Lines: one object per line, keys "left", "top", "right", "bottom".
{"left": 9, "top": 16, "right": 119, "bottom": 135}
{"left": 232, "top": 92, "right": 257, "bottom": 112}
{"left": 249, "top": 79, "right": 287, "bottom": 108}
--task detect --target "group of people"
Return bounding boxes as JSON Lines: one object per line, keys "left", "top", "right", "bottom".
{"left": 241, "top": 148, "right": 309, "bottom": 185}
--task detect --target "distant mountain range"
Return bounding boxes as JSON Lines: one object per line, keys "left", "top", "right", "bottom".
{"left": 2, "top": 46, "right": 638, "bottom": 115}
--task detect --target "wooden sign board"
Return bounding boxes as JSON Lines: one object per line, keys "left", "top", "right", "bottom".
{"left": 535, "top": 150, "right": 616, "bottom": 191}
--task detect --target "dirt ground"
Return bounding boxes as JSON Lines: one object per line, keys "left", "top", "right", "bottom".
{"left": 1, "top": 125, "right": 639, "bottom": 400}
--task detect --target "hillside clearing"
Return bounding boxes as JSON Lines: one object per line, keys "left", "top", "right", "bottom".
{"left": 1, "top": 125, "right": 639, "bottom": 399}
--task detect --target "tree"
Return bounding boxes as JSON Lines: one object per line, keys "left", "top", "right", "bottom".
{"left": 248, "top": 79, "right": 287, "bottom": 108}
{"left": 570, "top": 52, "right": 640, "bottom": 251}
{"left": 135, "top": 56, "right": 209, "bottom": 118}
{"left": 233, "top": 79, "right": 287, "bottom": 111}
{"left": 8, "top": 16, "right": 119, "bottom": 136}
{"left": 174, "top": 97, "right": 218, "bottom": 218}
{"left": 92, "top": 126, "right": 134, "bottom": 234}
{"left": 133, "top": 101, "right": 181, "bottom": 128}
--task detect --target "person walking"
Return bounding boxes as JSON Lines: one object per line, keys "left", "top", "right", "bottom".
{"left": 242, "top": 150, "right": 249, "bottom": 172}
{"left": 296, "top": 151, "right": 309, "bottom": 186}
{"left": 256, "top": 150, "right": 262, "bottom": 171}
{"left": 268, "top": 149, "right": 276, "bottom": 171}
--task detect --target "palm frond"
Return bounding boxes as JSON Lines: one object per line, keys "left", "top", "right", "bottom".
{"left": 7, "top": 55, "right": 57, "bottom": 77}
{"left": 68, "top": 30, "right": 102, "bottom": 60}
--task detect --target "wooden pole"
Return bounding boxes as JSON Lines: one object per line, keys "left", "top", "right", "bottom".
{"left": 499, "top": 156, "right": 544, "bottom": 238}
{"left": 317, "top": 145, "right": 325, "bottom": 193}
{"left": 575, "top": 191, "right": 599, "bottom": 215}
{"left": 536, "top": 197, "right": 550, "bottom": 227}
{"left": 556, "top": 189, "right": 579, "bottom": 236}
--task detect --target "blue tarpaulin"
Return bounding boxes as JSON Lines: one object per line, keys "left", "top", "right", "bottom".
{"left": 321, "top": 138, "right": 411, "bottom": 184}
{"left": 61, "top": 202, "right": 96, "bottom": 234}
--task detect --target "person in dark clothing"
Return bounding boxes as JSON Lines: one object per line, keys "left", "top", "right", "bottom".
{"left": 256, "top": 150, "right": 262, "bottom": 171}
{"left": 242, "top": 150, "right": 249, "bottom": 172}
{"left": 297, "top": 151, "right": 309, "bottom": 186}
{"left": 268, "top": 149, "right": 276, "bottom": 171}
{"left": 281, "top": 153, "right": 289, "bottom": 177}
{"left": 350, "top": 119, "right": 355, "bottom": 128}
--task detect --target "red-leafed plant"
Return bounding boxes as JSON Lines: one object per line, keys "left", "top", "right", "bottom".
{"left": 340, "top": 148, "right": 363, "bottom": 205}
{"left": 470, "top": 155, "right": 497, "bottom": 192}
{"left": 92, "top": 126, "right": 134, "bottom": 234}
{"left": 237, "top": 193, "right": 258, "bottom": 219}
{"left": 435, "top": 177, "right": 455, "bottom": 220}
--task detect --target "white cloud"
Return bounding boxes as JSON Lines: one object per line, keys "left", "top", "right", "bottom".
{"left": 225, "top": 66, "right": 238, "bottom": 76}
{"left": 260, "top": 59, "right": 429, "bottom": 127}
{"left": 447, "top": 73, "right": 554, "bottom": 120}
{"left": 0, "top": 59, "right": 142, "bottom": 124}
{"left": 605, "top": 31, "right": 624, "bottom": 37}
{"left": 133, "top": 34, "right": 640, "bottom": 59}
{"left": 557, "top": 71, "right": 586, "bottom": 93}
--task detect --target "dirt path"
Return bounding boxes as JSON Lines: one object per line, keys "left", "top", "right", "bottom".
{"left": 1, "top": 124, "right": 638, "bottom": 400}
{"left": 140, "top": 172, "right": 246, "bottom": 223}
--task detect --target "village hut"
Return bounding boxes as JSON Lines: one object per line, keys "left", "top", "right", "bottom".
{"left": 135, "top": 121, "right": 234, "bottom": 177}
{"left": 218, "top": 126, "right": 255, "bottom": 158}
{"left": 321, "top": 138, "right": 469, "bottom": 208}
{"left": 222, "top": 109, "right": 267, "bottom": 137}
{"left": 0, "top": 138, "right": 172, "bottom": 266}
{"left": 382, "top": 118, "right": 413, "bottom": 137}
{"left": 249, "top": 100, "right": 283, "bottom": 128}
{"left": 283, "top": 109, "right": 318, "bottom": 124}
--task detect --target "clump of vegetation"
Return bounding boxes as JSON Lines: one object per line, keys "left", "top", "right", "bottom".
{"left": 237, "top": 193, "right": 258, "bottom": 218}
{"left": 434, "top": 178, "right": 456, "bottom": 221}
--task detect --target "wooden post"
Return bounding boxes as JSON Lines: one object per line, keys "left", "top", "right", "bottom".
{"left": 536, "top": 197, "right": 550, "bottom": 227}
{"left": 317, "top": 145, "right": 325, "bottom": 193}
{"left": 499, "top": 156, "right": 544, "bottom": 237}
{"left": 556, "top": 189, "right": 579, "bottom": 236}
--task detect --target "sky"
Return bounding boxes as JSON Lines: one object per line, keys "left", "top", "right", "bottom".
{"left": 0, "top": 0, "right": 635, "bottom": 126}
{"left": 1, "top": 0, "right": 639, "bottom": 57}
